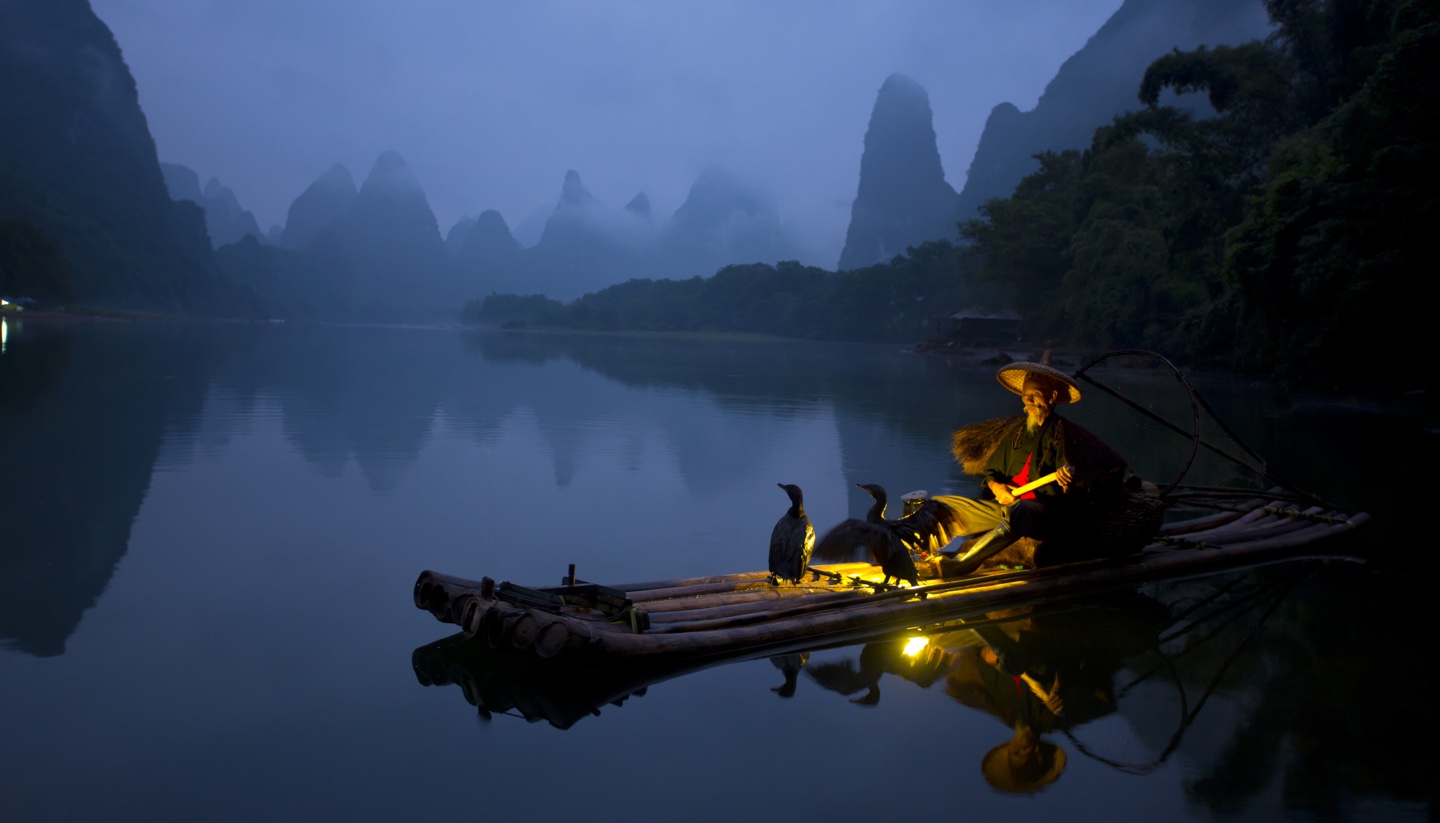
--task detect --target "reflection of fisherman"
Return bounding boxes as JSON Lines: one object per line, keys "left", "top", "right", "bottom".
{"left": 949, "top": 599, "right": 1169, "bottom": 792}
{"left": 807, "top": 598, "right": 1168, "bottom": 794}
{"left": 937, "top": 355, "right": 1128, "bottom": 576}
{"left": 944, "top": 624, "right": 1087, "bottom": 793}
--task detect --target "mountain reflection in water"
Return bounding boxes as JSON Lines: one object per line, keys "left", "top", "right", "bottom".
{"left": 0, "top": 321, "right": 1433, "bottom": 821}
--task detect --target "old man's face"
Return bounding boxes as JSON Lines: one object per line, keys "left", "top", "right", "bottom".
{"left": 1021, "top": 376, "right": 1057, "bottom": 428}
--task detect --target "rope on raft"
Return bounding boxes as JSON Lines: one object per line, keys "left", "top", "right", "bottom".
{"left": 1072, "top": 349, "right": 1338, "bottom": 511}
{"left": 1073, "top": 349, "right": 1200, "bottom": 502}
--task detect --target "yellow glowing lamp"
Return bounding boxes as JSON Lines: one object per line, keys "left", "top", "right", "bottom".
{"left": 902, "top": 636, "right": 929, "bottom": 657}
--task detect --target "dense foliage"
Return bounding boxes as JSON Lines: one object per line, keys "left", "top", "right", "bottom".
{"left": 962, "top": 0, "right": 1437, "bottom": 390}
{"left": 0, "top": 219, "right": 73, "bottom": 305}
{"left": 462, "top": 242, "right": 1009, "bottom": 343}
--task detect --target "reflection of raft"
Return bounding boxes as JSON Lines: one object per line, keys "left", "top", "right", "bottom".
{"left": 413, "top": 495, "right": 1369, "bottom": 665}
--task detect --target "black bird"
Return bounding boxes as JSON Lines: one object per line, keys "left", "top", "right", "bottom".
{"left": 854, "top": 483, "right": 969, "bottom": 555}
{"left": 813, "top": 486, "right": 919, "bottom": 587}
{"left": 769, "top": 483, "right": 815, "bottom": 585}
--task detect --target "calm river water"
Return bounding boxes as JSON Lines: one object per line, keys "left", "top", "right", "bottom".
{"left": 0, "top": 318, "right": 1432, "bottom": 821}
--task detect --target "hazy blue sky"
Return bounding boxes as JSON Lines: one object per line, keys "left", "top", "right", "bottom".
{"left": 90, "top": 0, "right": 1124, "bottom": 265}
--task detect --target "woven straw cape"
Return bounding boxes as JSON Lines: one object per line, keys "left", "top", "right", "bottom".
{"left": 995, "top": 351, "right": 1082, "bottom": 404}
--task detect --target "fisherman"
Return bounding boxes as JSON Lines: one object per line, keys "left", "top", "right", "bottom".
{"left": 936, "top": 354, "right": 1127, "bottom": 577}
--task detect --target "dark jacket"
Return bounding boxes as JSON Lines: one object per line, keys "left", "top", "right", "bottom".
{"left": 979, "top": 413, "right": 1128, "bottom": 516}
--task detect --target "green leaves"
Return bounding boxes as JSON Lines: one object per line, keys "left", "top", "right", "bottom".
{"left": 0, "top": 218, "right": 74, "bottom": 305}
{"left": 959, "top": 0, "right": 1437, "bottom": 390}
{"left": 459, "top": 243, "right": 987, "bottom": 343}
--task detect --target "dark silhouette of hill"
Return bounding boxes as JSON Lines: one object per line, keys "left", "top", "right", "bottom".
{"left": 0, "top": 0, "right": 248, "bottom": 313}
{"left": 215, "top": 234, "right": 357, "bottom": 320}
{"left": 838, "top": 74, "right": 959, "bottom": 271}
{"left": 454, "top": 209, "right": 526, "bottom": 295}
{"left": 255, "top": 162, "right": 793, "bottom": 311}
{"left": 246, "top": 153, "right": 456, "bottom": 320}
{"left": 444, "top": 215, "right": 478, "bottom": 255}
{"left": 625, "top": 192, "right": 652, "bottom": 220}
{"left": 160, "top": 162, "right": 264, "bottom": 248}
{"left": 330, "top": 151, "right": 452, "bottom": 315}
{"left": 202, "top": 176, "right": 263, "bottom": 246}
{"left": 0, "top": 322, "right": 242, "bottom": 657}
{"left": 954, "top": 0, "right": 1271, "bottom": 221}
{"left": 278, "top": 163, "right": 357, "bottom": 250}
{"left": 447, "top": 167, "right": 793, "bottom": 303}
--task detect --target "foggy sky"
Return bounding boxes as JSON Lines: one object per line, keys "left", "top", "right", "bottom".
{"left": 89, "top": 0, "right": 1124, "bottom": 267}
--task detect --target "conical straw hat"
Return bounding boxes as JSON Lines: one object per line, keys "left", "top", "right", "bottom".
{"left": 982, "top": 738, "right": 1067, "bottom": 793}
{"left": 995, "top": 350, "right": 1081, "bottom": 404}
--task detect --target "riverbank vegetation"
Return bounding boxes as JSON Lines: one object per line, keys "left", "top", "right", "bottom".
{"left": 462, "top": 241, "right": 1008, "bottom": 343}
{"left": 966, "top": 0, "right": 1434, "bottom": 390}
{"left": 466, "top": 0, "right": 1435, "bottom": 392}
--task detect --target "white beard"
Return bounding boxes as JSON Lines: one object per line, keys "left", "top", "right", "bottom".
{"left": 1025, "top": 414, "right": 1041, "bottom": 434}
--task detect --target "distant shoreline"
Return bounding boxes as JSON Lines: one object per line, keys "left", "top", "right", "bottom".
{"left": 5, "top": 311, "right": 1430, "bottom": 422}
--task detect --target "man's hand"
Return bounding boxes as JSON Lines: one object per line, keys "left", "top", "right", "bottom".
{"left": 1019, "top": 672, "right": 1065, "bottom": 715}
{"left": 988, "top": 480, "right": 1017, "bottom": 505}
{"left": 1042, "top": 673, "right": 1065, "bottom": 715}
{"left": 1056, "top": 464, "right": 1074, "bottom": 492}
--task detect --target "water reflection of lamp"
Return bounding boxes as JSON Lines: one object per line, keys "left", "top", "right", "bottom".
{"left": 2, "top": 317, "right": 8, "bottom": 354}
{"left": 903, "top": 636, "right": 929, "bottom": 657}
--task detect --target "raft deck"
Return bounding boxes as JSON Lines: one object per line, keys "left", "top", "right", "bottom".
{"left": 413, "top": 496, "right": 1369, "bottom": 665}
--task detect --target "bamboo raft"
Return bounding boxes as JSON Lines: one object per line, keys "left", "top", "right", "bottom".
{"left": 413, "top": 495, "right": 1369, "bottom": 667}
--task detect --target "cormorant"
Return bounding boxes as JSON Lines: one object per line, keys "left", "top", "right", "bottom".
{"left": 854, "top": 483, "right": 969, "bottom": 554}
{"left": 769, "top": 483, "right": 815, "bottom": 585}
{"left": 813, "top": 491, "right": 919, "bottom": 588}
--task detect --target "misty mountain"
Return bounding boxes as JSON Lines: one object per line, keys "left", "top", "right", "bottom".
{"left": 516, "top": 169, "right": 647, "bottom": 300}
{"left": 955, "top": 0, "right": 1272, "bottom": 221}
{"left": 0, "top": 0, "right": 245, "bottom": 313}
{"left": 658, "top": 166, "right": 790, "bottom": 279}
{"left": 215, "top": 233, "right": 358, "bottom": 320}
{"left": 220, "top": 152, "right": 459, "bottom": 320}
{"left": 278, "top": 163, "right": 357, "bottom": 250}
{"left": 159, "top": 162, "right": 263, "bottom": 248}
{"left": 329, "top": 151, "right": 452, "bottom": 314}
{"left": 837, "top": 74, "right": 959, "bottom": 271}
{"left": 511, "top": 204, "right": 550, "bottom": 248}
{"left": 444, "top": 215, "right": 478, "bottom": 255}
{"left": 625, "top": 192, "right": 652, "bottom": 220}
{"left": 454, "top": 209, "right": 525, "bottom": 294}
{"left": 502, "top": 167, "right": 793, "bottom": 301}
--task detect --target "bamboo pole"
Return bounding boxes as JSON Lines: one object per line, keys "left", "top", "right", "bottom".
{"left": 637, "top": 584, "right": 846, "bottom": 614}
{"left": 534, "top": 622, "right": 571, "bottom": 659}
{"left": 1163, "top": 512, "right": 1343, "bottom": 549}
{"left": 646, "top": 563, "right": 1087, "bottom": 634}
{"left": 1157, "top": 506, "right": 1273, "bottom": 543}
{"left": 646, "top": 588, "right": 875, "bottom": 626}
{"left": 1157, "top": 511, "right": 1241, "bottom": 535}
{"left": 510, "top": 612, "right": 541, "bottom": 650}
{"left": 461, "top": 598, "right": 494, "bottom": 638}
{"left": 412, "top": 502, "right": 1368, "bottom": 664}
{"left": 414, "top": 570, "right": 490, "bottom": 623}
{"left": 589, "top": 513, "right": 1369, "bottom": 660}
{"left": 611, "top": 563, "right": 873, "bottom": 593}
